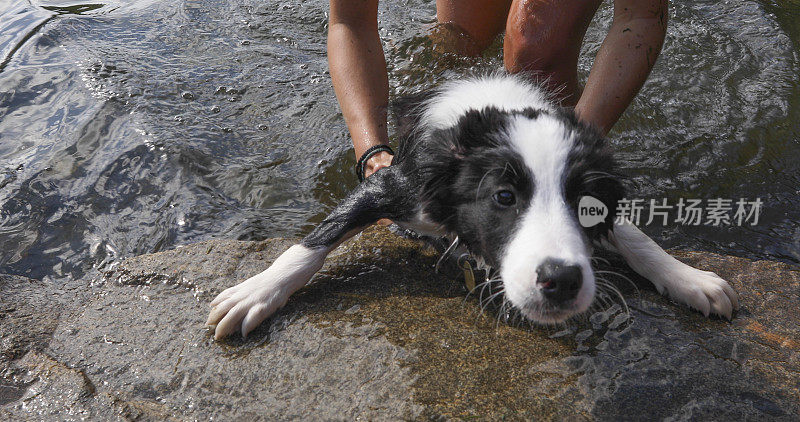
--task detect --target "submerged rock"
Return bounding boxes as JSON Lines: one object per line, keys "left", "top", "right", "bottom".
{"left": 1, "top": 226, "right": 798, "bottom": 420}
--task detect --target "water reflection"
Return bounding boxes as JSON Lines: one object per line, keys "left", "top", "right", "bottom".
{"left": 0, "top": 0, "right": 798, "bottom": 280}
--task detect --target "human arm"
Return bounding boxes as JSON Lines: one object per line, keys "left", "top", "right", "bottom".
{"left": 328, "top": 0, "right": 393, "bottom": 177}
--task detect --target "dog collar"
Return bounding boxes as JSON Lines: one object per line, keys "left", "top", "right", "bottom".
{"left": 457, "top": 253, "right": 479, "bottom": 292}
{"left": 434, "top": 236, "right": 486, "bottom": 292}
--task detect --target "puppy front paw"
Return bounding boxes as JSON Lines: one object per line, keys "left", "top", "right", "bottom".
{"left": 205, "top": 244, "right": 328, "bottom": 340}
{"left": 206, "top": 275, "right": 289, "bottom": 340}
{"left": 656, "top": 267, "right": 739, "bottom": 319}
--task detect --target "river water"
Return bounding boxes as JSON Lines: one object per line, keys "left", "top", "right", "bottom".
{"left": 0, "top": 0, "right": 798, "bottom": 280}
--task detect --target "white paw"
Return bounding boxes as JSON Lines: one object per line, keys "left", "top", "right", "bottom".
{"left": 207, "top": 274, "right": 290, "bottom": 339}
{"left": 655, "top": 267, "right": 739, "bottom": 319}
{"left": 206, "top": 244, "right": 327, "bottom": 340}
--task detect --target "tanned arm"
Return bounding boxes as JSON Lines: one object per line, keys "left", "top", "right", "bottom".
{"left": 328, "top": 0, "right": 393, "bottom": 178}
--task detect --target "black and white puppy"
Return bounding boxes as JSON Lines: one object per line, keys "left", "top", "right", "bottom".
{"left": 207, "top": 74, "right": 738, "bottom": 339}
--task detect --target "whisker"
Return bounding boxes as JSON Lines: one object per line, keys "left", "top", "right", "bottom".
{"left": 504, "top": 161, "right": 519, "bottom": 177}
{"left": 435, "top": 236, "right": 461, "bottom": 273}
{"left": 495, "top": 299, "right": 510, "bottom": 330}
{"left": 590, "top": 256, "right": 611, "bottom": 266}
{"left": 596, "top": 281, "right": 630, "bottom": 322}
{"left": 594, "top": 270, "right": 640, "bottom": 297}
{"left": 480, "top": 288, "right": 506, "bottom": 315}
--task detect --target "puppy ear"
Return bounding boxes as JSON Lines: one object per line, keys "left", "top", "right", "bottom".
{"left": 598, "top": 176, "right": 626, "bottom": 232}
{"left": 564, "top": 118, "right": 627, "bottom": 240}
{"left": 428, "top": 126, "right": 467, "bottom": 160}
{"left": 435, "top": 107, "right": 510, "bottom": 155}
{"left": 576, "top": 176, "right": 626, "bottom": 242}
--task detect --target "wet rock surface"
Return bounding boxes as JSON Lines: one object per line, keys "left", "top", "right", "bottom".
{"left": 1, "top": 226, "right": 798, "bottom": 420}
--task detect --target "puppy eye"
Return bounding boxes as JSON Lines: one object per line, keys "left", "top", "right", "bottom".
{"left": 492, "top": 190, "right": 516, "bottom": 207}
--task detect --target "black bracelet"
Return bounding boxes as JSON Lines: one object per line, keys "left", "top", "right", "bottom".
{"left": 355, "top": 144, "right": 394, "bottom": 182}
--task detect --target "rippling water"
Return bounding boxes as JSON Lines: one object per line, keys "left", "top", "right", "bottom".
{"left": 0, "top": 0, "right": 798, "bottom": 280}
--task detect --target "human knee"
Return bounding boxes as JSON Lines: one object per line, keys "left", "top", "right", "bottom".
{"left": 435, "top": 0, "right": 512, "bottom": 54}
{"left": 504, "top": 0, "right": 599, "bottom": 73}
{"left": 504, "top": 25, "right": 566, "bottom": 74}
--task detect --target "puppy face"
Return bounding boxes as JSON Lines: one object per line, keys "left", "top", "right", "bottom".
{"left": 423, "top": 107, "right": 623, "bottom": 323}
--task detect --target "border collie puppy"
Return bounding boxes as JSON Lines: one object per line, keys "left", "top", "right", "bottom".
{"left": 207, "top": 74, "right": 738, "bottom": 339}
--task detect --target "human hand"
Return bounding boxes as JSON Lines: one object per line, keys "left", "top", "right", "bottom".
{"left": 364, "top": 150, "right": 394, "bottom": 226}
{"left": 363, "top": 150, "right": 393, "bottom": 178}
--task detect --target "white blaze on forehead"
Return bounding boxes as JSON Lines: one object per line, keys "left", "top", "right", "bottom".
{"left": 500, "top": 114, "right": 595, "bottom": 320}
{"left": 422, "top": 74, "right": 555, "bottom": 131}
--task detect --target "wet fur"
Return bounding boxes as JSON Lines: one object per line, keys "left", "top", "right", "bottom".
{"left": 207, "top": 75, "right": 738, "bottom": 339}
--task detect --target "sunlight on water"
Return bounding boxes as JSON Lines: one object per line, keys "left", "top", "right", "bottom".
{"left": 0, "top": 0, "right": 798, "bottom": 280}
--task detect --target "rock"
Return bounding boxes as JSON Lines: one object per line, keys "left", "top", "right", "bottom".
{"left": 1, "top": 226, "right": 798, "bottom": 419}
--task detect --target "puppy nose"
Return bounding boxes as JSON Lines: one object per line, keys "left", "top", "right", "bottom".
{"left": 536, "top": 259, "right": 583, "bottom": 303}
